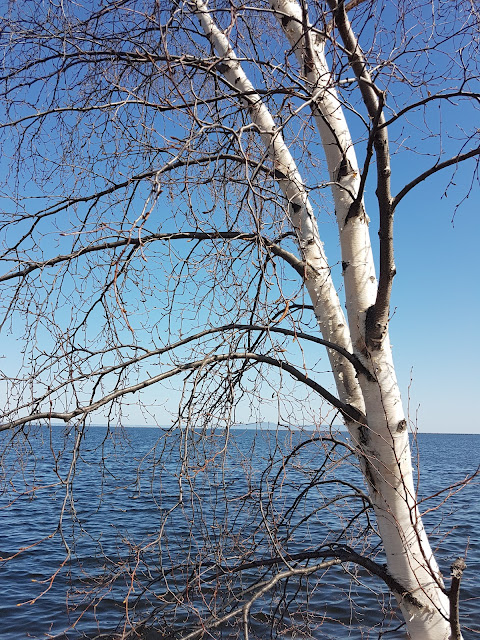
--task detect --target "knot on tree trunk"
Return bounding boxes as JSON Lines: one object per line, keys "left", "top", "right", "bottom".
{"left": 365, "top": 305, "right": 388, "bottom": 349}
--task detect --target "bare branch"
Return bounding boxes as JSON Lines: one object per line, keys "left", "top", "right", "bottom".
{"left": 216, "top": 544, "right": 422, "bottom": 608}
{"left": 0, "top": 231, "right": 304, "bottom": 282}
{"left": 392, "top": 147, "right": 480, "bottom": 211}
{"left": 449, "top": 557, "right": 467, "bottom": 640}
{"left": 5, "top": 323, "right": 370, "bottom": 419}
{"left": 1, "top": 351, "right": 366, "bottom": 432}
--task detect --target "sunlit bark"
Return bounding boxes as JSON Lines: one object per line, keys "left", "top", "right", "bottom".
{"left": 192, "top": 0, "right": 364, "bottom": 413}
{"left": 194, "top": 1, "right": 453, "bottom": 637}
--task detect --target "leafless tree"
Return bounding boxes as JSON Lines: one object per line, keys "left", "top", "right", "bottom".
{"left": 0, "top": 1, "right": 479, "bottom": 638}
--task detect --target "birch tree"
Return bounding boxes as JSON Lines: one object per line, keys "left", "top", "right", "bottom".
{"left": 0, "top": 1, "right": 478, "bottom": 639}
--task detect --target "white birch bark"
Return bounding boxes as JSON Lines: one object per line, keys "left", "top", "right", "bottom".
{"left": 191, "top": 0, "right": 364, "bottom": 415}
{"left": 269, "top": 1, "right": 453, "bottom": 638}
{"left": 190, "top": 2, "right": 453, "bottom": 638}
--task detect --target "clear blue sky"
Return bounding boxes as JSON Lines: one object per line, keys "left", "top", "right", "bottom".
{"left": 381, "top": 167, "right": 480, "bottom": 433}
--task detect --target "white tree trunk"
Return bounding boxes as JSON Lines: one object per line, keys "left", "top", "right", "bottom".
{"left": 270, "top": 1, "right": 453, "bottom": 638}
{"left": 192, "top": 0, "right": 364, "bottom": 413}
{"left": 193, "top": 2, "right": 453, "bottom": 637}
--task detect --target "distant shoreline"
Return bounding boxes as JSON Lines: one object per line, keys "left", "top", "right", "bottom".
{"left": 37, "top": 423, "right": 480, "bottom": 435}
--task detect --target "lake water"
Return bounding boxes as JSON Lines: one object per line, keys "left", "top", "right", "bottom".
{"left": 0, "top": 427, "right": 478, "bottom": 639}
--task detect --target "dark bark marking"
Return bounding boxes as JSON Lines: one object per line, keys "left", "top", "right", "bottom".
{"left": 365, "top": 304, "right": 388, "bottom": 349}
{"left": 336, "top": 155, "right": 353, "bottom": 181}
{"left": 362, "top": 454, "right": 379, "bottom": 495}
{"left": 216, "top": 62, "right": 229, "bottom": 74}
{"left": 358, "top": 424, "right": 369, "bottom": 446}
{"left": 273, "top": 168, "right": 287, "bottom": 180}
{"left": 345, "top": 201, "right": 366, "bottom": 224}
{"left": 304, "top": 50, "right": 314, "bottom": 74}
{"left": 291, "top": 202, "right": 302, "bottom": 213}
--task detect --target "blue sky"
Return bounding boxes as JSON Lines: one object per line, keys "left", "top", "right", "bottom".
{"left": 57, "top": 158, "right": 478, "bottom": 434}
{"left": 382, "top": 165, "right": 480, "bottom": 433}
{"left": 0, "top": 0, "right": 479, "bottom": 434}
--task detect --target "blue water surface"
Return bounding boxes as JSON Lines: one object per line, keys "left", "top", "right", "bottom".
{"left": 0, "top": 427, "right": 478, "bottom": 639}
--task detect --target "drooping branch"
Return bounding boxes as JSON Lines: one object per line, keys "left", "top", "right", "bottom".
{"left": 0, "top": 88, "right": 302, "bottom": 130}
{"left": 5, "top": 322, "right": 371, "bottom": 421}
{"left": 0, "top": 351, "right": 366, "bottom": 432}
{"left": 0, "top": 153, "right": 272, "bottom": 248}
{"left": 214, "top": 545, "right": 422, "bottom": 608}
{"left": 176, "top": 559, "right": 343, "bottom": 640}
{"left": 382, "top": 91, "right": 480, "bottom": 130}
{"left": 0, "top": 231, "right": 304, "bottom": 282}
{"left": 146, "top": 543, "right": 420, "bottom": 640}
